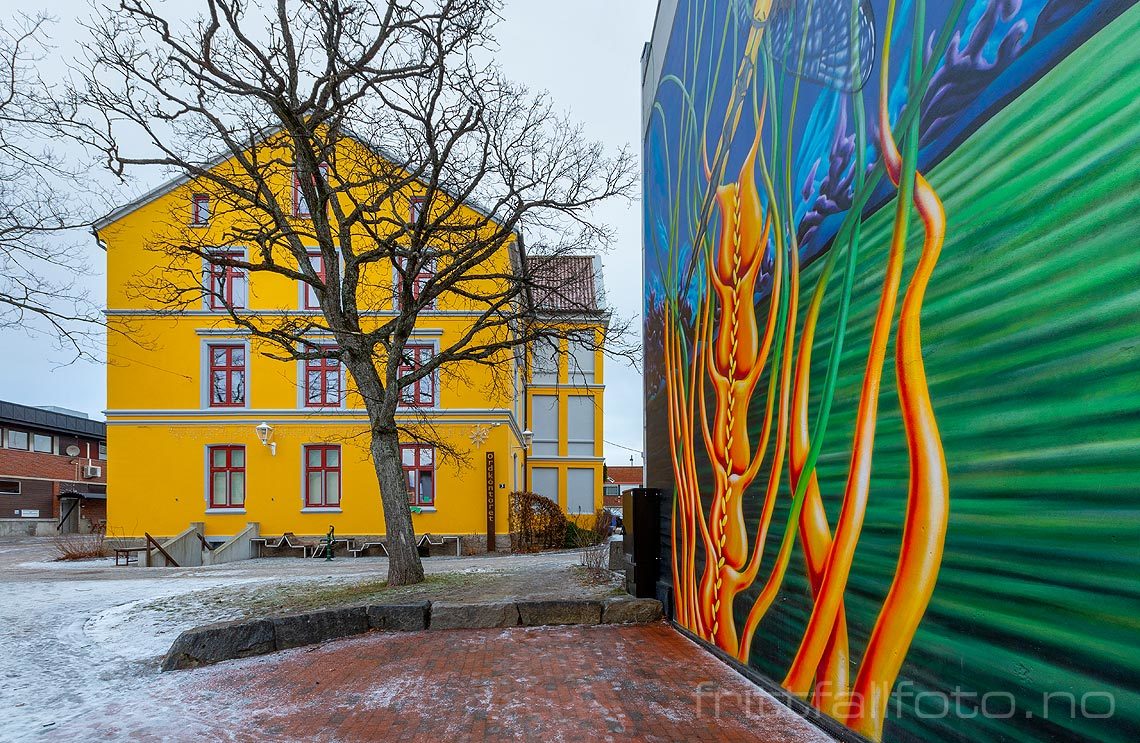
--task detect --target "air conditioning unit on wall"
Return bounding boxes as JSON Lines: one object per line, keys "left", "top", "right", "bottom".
{"left": 82, "top": 465, "right": 102, "bottom": 479}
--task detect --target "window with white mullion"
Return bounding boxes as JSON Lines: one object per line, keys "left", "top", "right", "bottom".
{"left": 568, "top": 337, "right": 596, "bottom": 384}
{"left": 398, "top": 345, "right": 435, "bottom": 408}
{"left": 531, "top": 395, "right": 559, "bottom": 456}
{"left": 566, "top": 396, "right": 596, "bottom": 456}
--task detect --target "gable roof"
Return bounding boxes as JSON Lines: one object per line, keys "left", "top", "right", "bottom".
{"left": 527, "top": 255, "right": 608, "bottom": 314}
{"left": 606, "top": 466, "right": 643, "bottom": 485}
{"left": 92, "top": 127, "right": 511, "bottom": 236}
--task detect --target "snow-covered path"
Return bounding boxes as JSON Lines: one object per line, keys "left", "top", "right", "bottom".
{"left": 0, "top": 538, "right": 582, "bottom": 740}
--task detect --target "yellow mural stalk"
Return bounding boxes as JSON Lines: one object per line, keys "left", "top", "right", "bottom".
{"left": 698, "top": 128, "right": 775, "bottom": 650}
{"left": 787, "top": 270, "right": 851, "bottom": 713}
{"left": 847, "top": 3, "right": 950, "bottom": 737}
{"left": 780, "top": 21, "right": 918, "bottom": 690}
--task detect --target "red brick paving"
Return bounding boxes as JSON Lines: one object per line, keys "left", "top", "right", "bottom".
{"left": 182, "top": 623, "right": 831, "bottom": 742}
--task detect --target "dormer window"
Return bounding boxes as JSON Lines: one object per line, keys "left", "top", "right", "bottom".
{"left": 293, "top": 163, "right": 329, "bottom": 217}
{"left": 409, "top": 196, "right": 427, "bottom": 226}
{"left": 191, "top": 194, "right": 210, "bottom": 225}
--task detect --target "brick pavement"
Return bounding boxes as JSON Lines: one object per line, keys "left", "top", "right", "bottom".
{"left": 179, "top": 623, "right": 832, "bottom": 742}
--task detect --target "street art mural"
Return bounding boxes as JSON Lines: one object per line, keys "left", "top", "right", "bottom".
{"left": 642, "top": 0, "right": 1140, "bottom": 740}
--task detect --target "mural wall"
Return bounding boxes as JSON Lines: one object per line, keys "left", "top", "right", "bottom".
{"left": 642, "top": 0, "right": 1140, "bottom": 740}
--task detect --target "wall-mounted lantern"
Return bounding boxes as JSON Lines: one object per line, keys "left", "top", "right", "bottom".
{"left": 255, "top": 422, "right": 276, "bottom": 456}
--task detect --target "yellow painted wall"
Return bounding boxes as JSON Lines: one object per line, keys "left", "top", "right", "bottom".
{"left": 101, "top": 134, "right": 599, "bottom": 540}
{"left": 525, "top": 330, "right": 605, "bottom": 516}
{"left": 106, "top": 420, "right": 519, "bottom": 538}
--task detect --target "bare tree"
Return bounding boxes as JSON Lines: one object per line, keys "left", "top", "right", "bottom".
{"left": 0, "top": 14, "right": 101, "bottom": 358}
{"left": 77, "top": 0, "right": 635, "bottom": 585}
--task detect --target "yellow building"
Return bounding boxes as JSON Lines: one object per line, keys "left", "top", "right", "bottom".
{"left": 97, "top": 137, "right": 607, "bottom": 550}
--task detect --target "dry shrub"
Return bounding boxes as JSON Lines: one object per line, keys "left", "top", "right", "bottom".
{"left": 52, "top": 525, "right": 110, "bottom": 561}
{"left": 509, "top": 491, "right": 568, "bottom": 553}
{"left": 568, "top": 508, "right": 615, "bottom": 576}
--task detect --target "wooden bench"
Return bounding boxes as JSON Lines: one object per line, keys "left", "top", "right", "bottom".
{"left": 418, "top": 533, "right": 461, "bottom": 557}
{"left": 114, "top": 547, "right": 145, "bottom": 566}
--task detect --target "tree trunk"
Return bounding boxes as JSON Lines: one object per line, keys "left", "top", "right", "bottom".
{"left": 371, "top": 428, "right": 425, "bottom": 586}
{"left": 343, "top": 349, "right": 426, "bottom": 586}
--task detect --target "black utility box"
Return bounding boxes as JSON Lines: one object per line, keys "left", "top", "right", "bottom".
{"left": 622, "top": 487, "right": 662, "bottom": 599}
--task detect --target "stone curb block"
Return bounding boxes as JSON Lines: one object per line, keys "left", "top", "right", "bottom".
{"left": 430, "top": 601, "right": 520, "bottom": 629}
{"left": 273, "top": 606, "right": 370, "bottom": 651}
{"left": 517, "top": 599, "right": 602, "bottom": 626}
{"left": 602, "top": 597, "right": 663, "bottom": 624}
{"left": 161, "top": 618, "right": 276, "bottom": 672}
{"left": 162, "top": 595, "right": 664, "bottom": 671}
{"left": 367, "top": 602, "right": 430, "bottom": 632}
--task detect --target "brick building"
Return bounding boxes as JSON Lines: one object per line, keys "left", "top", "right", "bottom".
{"left": 603, "top": 465, "right": 643, "bottom": 511}
{"left": 0, "top": 401, "right": 107, "bottom": 536}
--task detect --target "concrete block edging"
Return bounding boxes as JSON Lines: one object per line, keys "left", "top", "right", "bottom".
{"left": 162, "top": 596, "right": 662, "bottom": 671}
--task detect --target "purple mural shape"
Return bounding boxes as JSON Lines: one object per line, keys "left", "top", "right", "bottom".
{"left": 918, "top": 0, "right": 1029, "bottom": 146}
{"left": 797, "top": 99, "right": 859, "bottom": 246}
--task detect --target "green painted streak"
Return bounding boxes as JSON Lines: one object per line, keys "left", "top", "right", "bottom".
{"left": 734, "top": 7, "right": 1140, "bottom": 742}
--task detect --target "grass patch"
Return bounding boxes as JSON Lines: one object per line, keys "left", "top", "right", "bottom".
{"left": 138, "top": 571, "right": 503, "bottom": 623}
{"left": 236, "top": 572, "right": 491, "bottom": 617}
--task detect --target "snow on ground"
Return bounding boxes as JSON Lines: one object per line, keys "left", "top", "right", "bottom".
{"left": 0, "top": 538, "right": 580, "bottom": 741}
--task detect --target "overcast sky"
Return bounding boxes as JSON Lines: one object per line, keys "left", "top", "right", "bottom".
{"left": 0, "top": 0, "right": 657, "bottom": 466}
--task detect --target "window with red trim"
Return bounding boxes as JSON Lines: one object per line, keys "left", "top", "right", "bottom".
{"left": 303, "top": 250, "right": 325, "bottom": 309}
{"left": 208, "top": 344, "right": 246, "bottom": 407}
{"left": 304, "top": 445, "right": 341, "bottom": 508}
{"left": 409, "top": 196, "right": 427, "bottom": 226}
{"left": 208, "top": 445, "right": 245, "bottom": 509}
{"left": 401, "top": 444, "right": 434, "bottom": 506}
{"left": 395, "top": 257, "right": 436, "bottom": 310}
{"left": 304, "top": 348, "right": 342, "bottom": 408}
{"left": 293, "top": 163, "right": 329, "bottom": 217}
{"left": 191, "top": 194, "right": 210, "bottom": 225}
{"left": 398, "top": 345, "right": 434, "bottom": 408}
{"left": 206, "top": 251, "right": 246, "bottom": 309}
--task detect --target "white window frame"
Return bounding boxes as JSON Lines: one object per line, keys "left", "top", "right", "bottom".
{"left": 32, "top": 433, "right": 53, "bottom": 454}
{"left": 5, "top": 430, "right": 28, "bottom": 450}
{"left": 568, "top": 336, "right": 596, "bottom": 385}
{"left": 531, "top": 339, "right": 560, "bottom": 385}
{"left": 531, "top": 394, "right": 559, "bottom": 457}
{"left": 532, "top": 466, "right": 559, "bottom": 504}
{"left": 567, "top": 468, "right": 595, "bottom": 517}
{"left": 566, "top": 396, "right": 595, "bottom": 457}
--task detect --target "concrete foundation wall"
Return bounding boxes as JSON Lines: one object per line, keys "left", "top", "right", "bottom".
{"left": 204, "top": 523, "right": 259, "bottom": 565}
{"left": 0, "top": 519, "right": 57, "bottom": 537}
{"left": 146, "top": 522, "right": 204, "bottom": 567}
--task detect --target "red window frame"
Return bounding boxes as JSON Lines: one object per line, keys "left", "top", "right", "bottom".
{"left": 191, "top": 193, "right": 210, "bottom": 225}
{"left": 293, "top": 163, "right": 329, "bottom": 217}
{"left": 409, "top": 196, "right": 427, "bottom": 226}
{"left": 395, "top": 257, "right": 436, "bottom": 310}
{"left": 304, "top": 445, "right": 341, "bottom": 508}
{"left": 398, "top": 345, "right": 435, "bottom": 408}
{"left": 206, "top": 251, "right": 245, "bottom": 309}
{"left": 304, "top": 347, "right": 341, "bottom": 408}
{"left": 401, "top": 444, "right": 434, "bottom": 507}
{"left": 208, "top": 344, "right": 247, "bottom": 407}
{"left": 207, "top": 445, "right": 245, "bottom": 509}
{"left": 303, "top": 249, "right": 325, "bottom": 309}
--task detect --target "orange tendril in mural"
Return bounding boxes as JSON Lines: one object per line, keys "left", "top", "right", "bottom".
{"left": 665, "top": 0, "right": 948, "bottom": 738}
